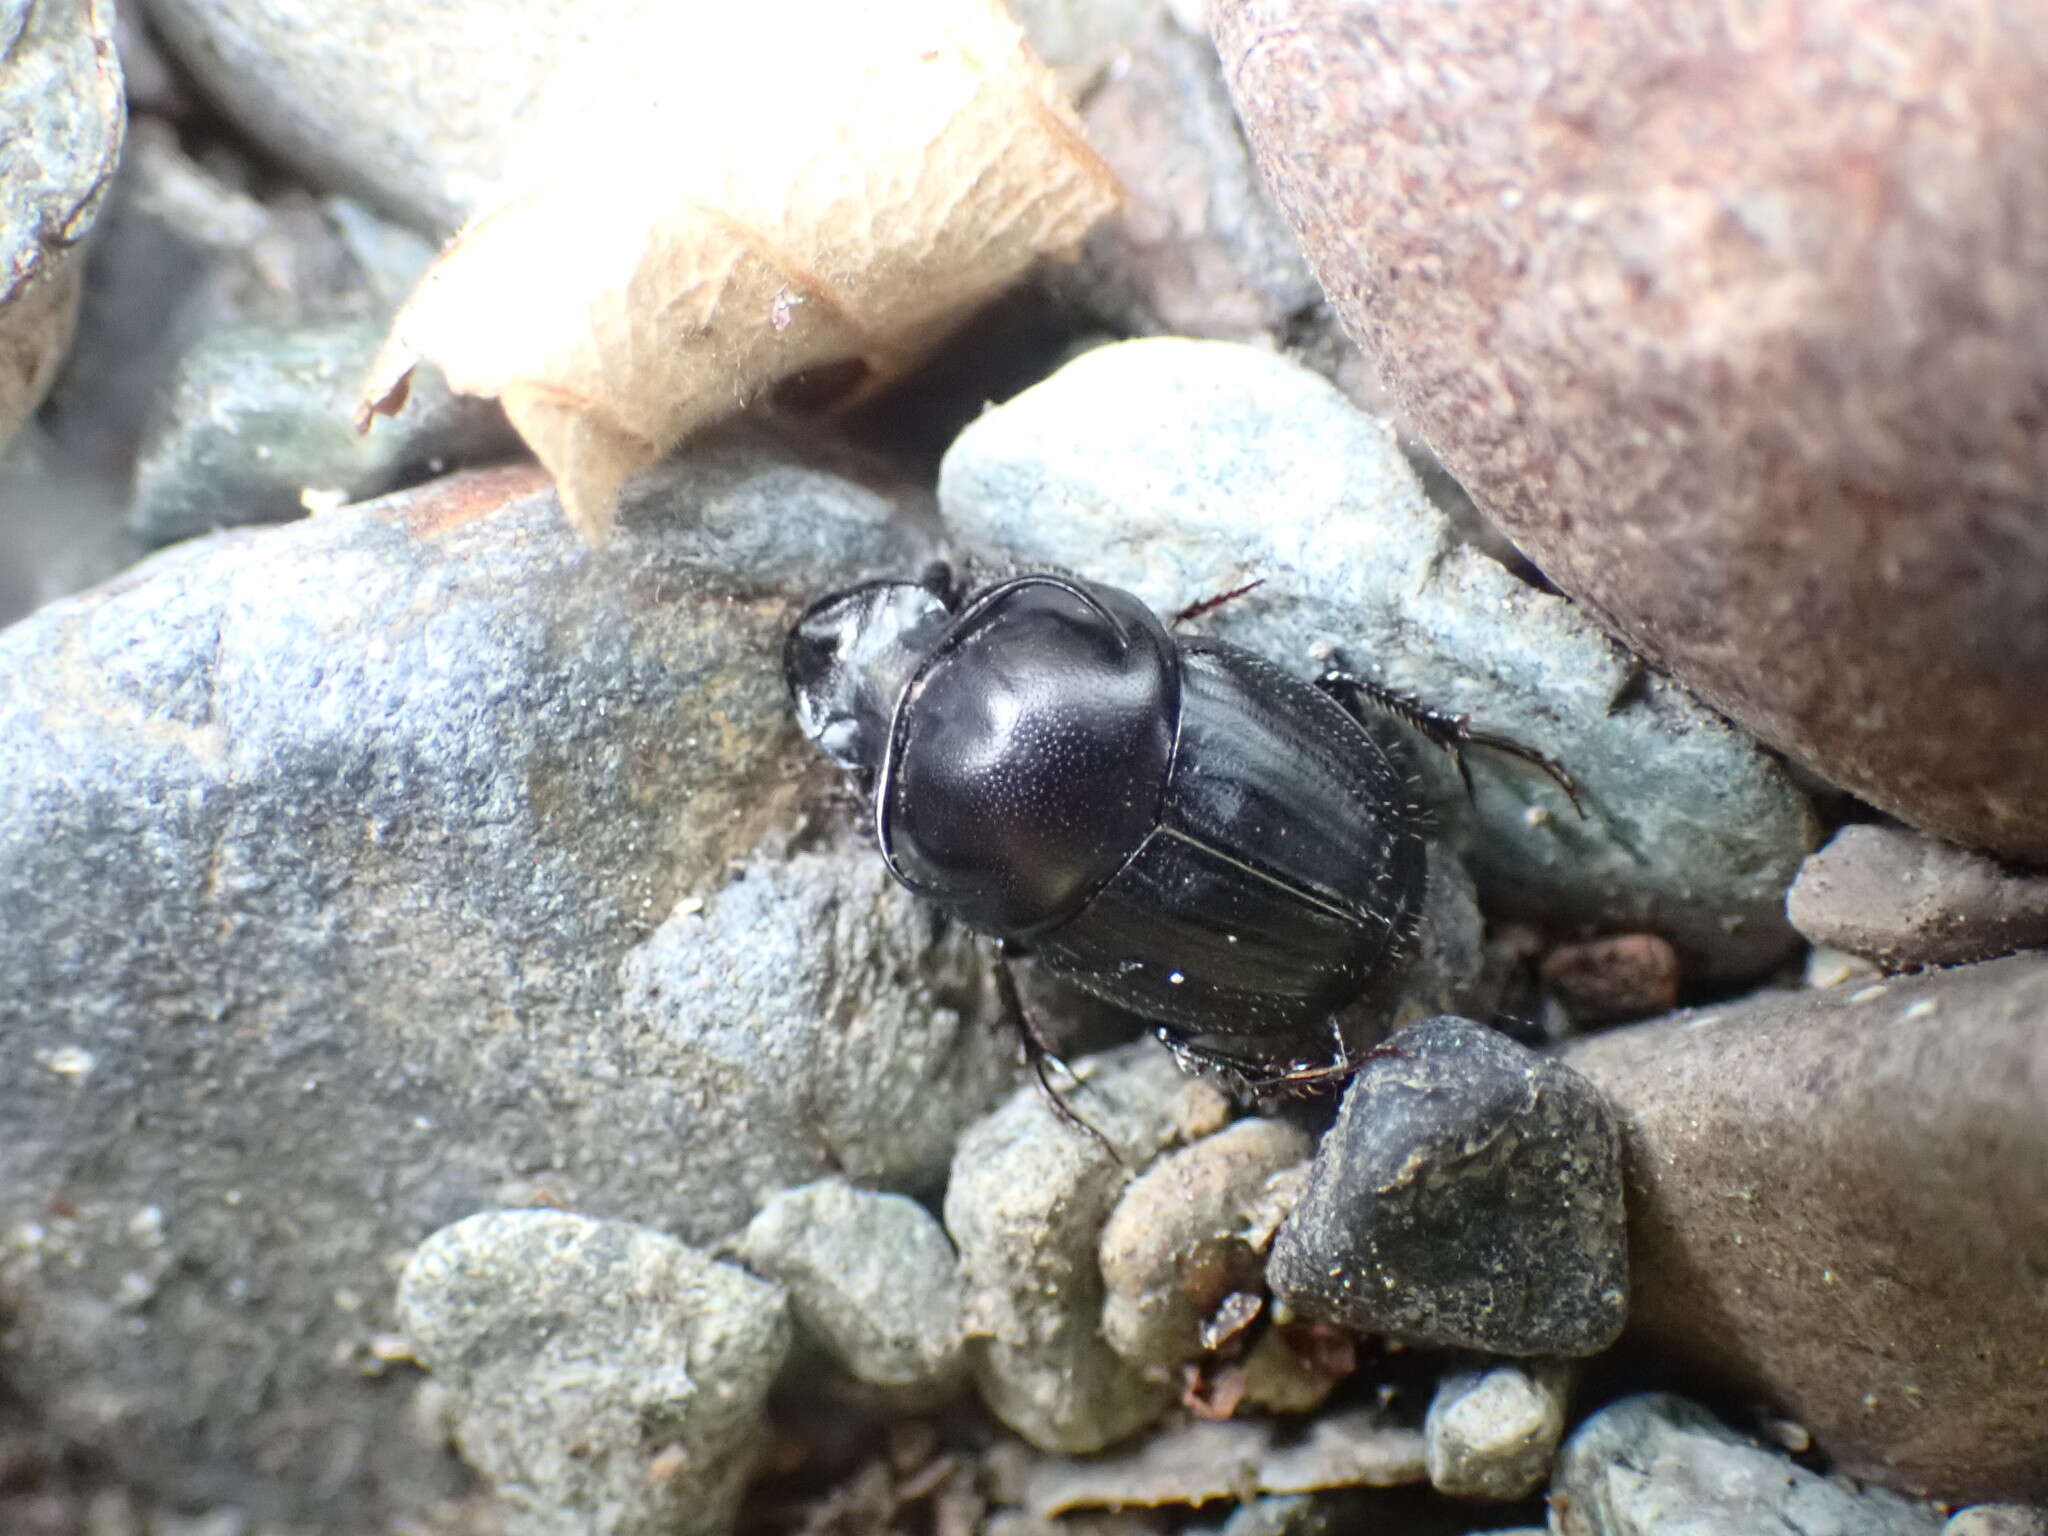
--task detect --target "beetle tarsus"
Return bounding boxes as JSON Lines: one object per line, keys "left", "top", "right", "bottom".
{"left": 1316, "top": 669, "right": 1585, "bottom": 817}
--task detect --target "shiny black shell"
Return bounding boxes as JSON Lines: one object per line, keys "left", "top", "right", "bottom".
{"left": 871, "top": 572, "right": 1427, "bottom": 1073}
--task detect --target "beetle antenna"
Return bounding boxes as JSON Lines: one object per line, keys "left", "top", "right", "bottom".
{"left": 994, "top": 947, "right": 1122, "bottom": 1163}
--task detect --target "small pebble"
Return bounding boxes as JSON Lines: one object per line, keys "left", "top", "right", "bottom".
{"left": 1424, "top": 1362, "right": 1571, "bottom": 1501}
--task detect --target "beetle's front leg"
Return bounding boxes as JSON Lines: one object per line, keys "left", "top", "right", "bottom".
{"left": 1316, "top": 668, "right": 1584, "bottom": 817}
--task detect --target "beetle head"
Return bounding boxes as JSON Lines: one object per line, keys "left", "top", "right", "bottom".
{"left": 785, "top": 579, "right": 951, "bottom": 778}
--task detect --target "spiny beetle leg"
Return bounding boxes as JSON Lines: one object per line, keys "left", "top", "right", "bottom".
{"left": 994, "top": 945, "right": 1121, "bottom": 1161}
{"left": 1315, "top": 668, "right": 1585, "bottom": 818}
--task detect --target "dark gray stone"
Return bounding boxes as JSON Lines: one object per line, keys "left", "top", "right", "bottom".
{"left": 1788, "top": 822, "right": 2048, "bottom": 969}
{"left": 1552, "top": 1394, "right": 1944, "bottom": 1536}
{"left": 1267, "top": 1018, "right": 1626, "bottom": 1356}
{"left": 0, "top": 439, "right": 997, "bottom": 1529}
{"left": 399, "top": 1210, "right": 789, "bottom": 1536}
{"left": 938, "top": 338, "right": 1816, "bottom": 982}
{"left": 129, "top": 317, "right": 510, "bottom": 548}
{"left": 735, "top": 1179, "right": 965, "bottom": 1398}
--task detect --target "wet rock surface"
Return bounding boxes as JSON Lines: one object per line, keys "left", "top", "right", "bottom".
{"left": 1215, "top": 0, "right": 2048, "bottom": 864}
{"left": 1268, "top": 1018, "right": 1627, "bottom": 1357}
{"left": 1423, "top": 1363, "right": 1570, "bottom": 1502}
{"left": 945, "top": 1045, "right": 1230, "bottom": 1454}
{"left": 1565, "top": 953, "right": 2048, "bottom": 1501}
{"left": 0, "top": 0, "right": 123, "bottom": 451}
{"left": 0, "top": 443, "right": 1006, "bottom": 1522}
{"left": 1552, "top": 1393, "right": 1945, "bottom": 1536}
{"left": 939, "top": 338, "right": 1816, "bottom": 981}
{"left": 399, "top": 1210, "right": 790, "bottom": 1536}
{"left": 736, "top": 1179, "right": 965, "bottom": 1398}
{"left": 1788, "top": 822, "right": 2048, "bottom": 969}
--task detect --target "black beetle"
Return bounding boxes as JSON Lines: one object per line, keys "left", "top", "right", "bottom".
{"left": 784, "top": 565, "right": 1576, "bottom": 1098}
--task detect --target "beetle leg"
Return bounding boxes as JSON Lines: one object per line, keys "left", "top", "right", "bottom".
{"left": 1156, "top": 1027, "right": 1356, "bottom": 1097}
{"left": 994, "top": 947, "right": 1122, "bottom": 1161}
{"left": 1172, "top": 577, "right": 1266, "bottom": 627}
{"left": 1315, "top": 669, "right": 1585, "bottom": 817}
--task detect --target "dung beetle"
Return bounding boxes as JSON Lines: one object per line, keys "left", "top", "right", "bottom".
{"left": 784, "top": 565, "right": 1577, "bottom": 1099}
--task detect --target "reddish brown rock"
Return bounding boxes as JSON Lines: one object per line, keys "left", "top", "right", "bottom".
{"left": 1540, "top": 933, "right": 1682, "bottom": 1024}
{"left": 1215, "top": 0, "right": 2048, "bottom": 864}
{"left": 1564, "top": 954, "right": 2048, "bottom": 1502}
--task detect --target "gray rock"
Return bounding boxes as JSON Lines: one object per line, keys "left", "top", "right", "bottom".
{"left": 1057, "top": 11, "right": 1324, "bottom": 345}
{"left": 946, "top": 1044, "right": 1234, "bottom": 1453}
{"left": 735, "top": 1179, "right": 965, "bottom": 1397}
{"left": 1024, "top": 1409, "right": 1426, "bottom": 1514}
{"left": 399, "top": 1210, "right": 789, "bottom": 1536}
{"left": 0, "top": 439, "right": 993, "bottom": 1528}
{"left": 1423, "top": 1362, "right": 1570, "bottom": 1502}
{"left": 1098, "top": 1117, "right": 1311, "bottom": 1376}
{"left": 1267, "top": 1017, "right": 1627, "bottom": 1356}
{"left": 1564, "top": 953, "right": 2048, "bottom": 1502}
{"left": 142, "top": 0, "right": 563, "bottom": 229}
{"left": 0, "top": 0, "right": 123, "bottom": 452}
{"left": 129, "top": 317, "right": 509, "bottom": 548}
{"left": 938, "top": 338, "right": 1816, "bottom": 982}
{"left": 1552, "top": 1394, "right": 1944, "bottom": 1536}
{"left": 1946, "top": 1507, "right": 2048, "bottom": 1536}
{"left": 1788, "top": 822, "right": 2048, "bottom": 970}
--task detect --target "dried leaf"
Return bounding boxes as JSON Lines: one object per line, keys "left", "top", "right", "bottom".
{"left": 356, "top": 0, "right": 1118, "bottom": 540}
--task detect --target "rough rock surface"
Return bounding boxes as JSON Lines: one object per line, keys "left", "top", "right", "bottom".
{"left": 141, "top": 0, "right": 565, "bottom": 229}
{"left": 399, "top": 1210, "right": 790, "bottom": 1536}
{"left": 1267, "top": 1017, "right": 1626, "bottom": 1356}
{"left": 1552, "top": 1394, "right": 1944, "bottom": 1536}
{"left": 1423, "top": 1363, "right": 1570, "bottom": 1502}
{"left": 1215, "top": 0, "right": 2048, "bottom": 864}
{"left": 128, "top": 317, "right": 509, "bottom": 548}
{"left": 1022, "top": 1409, "right": 1426, "bottom": 1513}
{"left": 945, "top": 1045, "right": 1232, "bottom": 1454}
{"left": 0, "top": 0, "right": 123, "bottom": 450}
{"left": 1566, "top": 953, "right": 2048, "bottom": 1500}
{"left": 1097, "top": 1117, "right": 1311, "bottom": 1375}
{"left": 736, "top": 1180, "right": 965, "bottom": 1397}
{"left": 1788, "top": 822, "right": 2048, "bottom": 969}
{"left": 1945, "top": 1508, "right": 2048, "bottom": 1536}
{"left": 0, "top": 442, "right": 1006, "bottom": 1528}
{"left": 939, "top": 338, "right": 1815, "bottom": 980}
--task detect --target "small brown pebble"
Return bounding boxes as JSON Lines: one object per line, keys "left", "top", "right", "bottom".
{"left": 1540, "top": 934, "right": 1681, "bottom": 1023}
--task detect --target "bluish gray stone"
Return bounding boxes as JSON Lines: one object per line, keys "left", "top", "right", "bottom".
{"left": 735, "top": 1179, "right": 965, "bottom": 1397}
{"left": 399, "top": 1210, "right": 789, "bottom": 1536}
{"left": 0, "top": 437, "right": 991, "bottom": 1528}
{"left": 1553, "top": 1394, "right": 1945, "bottom": 1536}
{"left": 128, "top": 316, "right": 510, "bottom": 548}
{"left": 938, "top": 339, "right": 1816, "bottom": 980}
